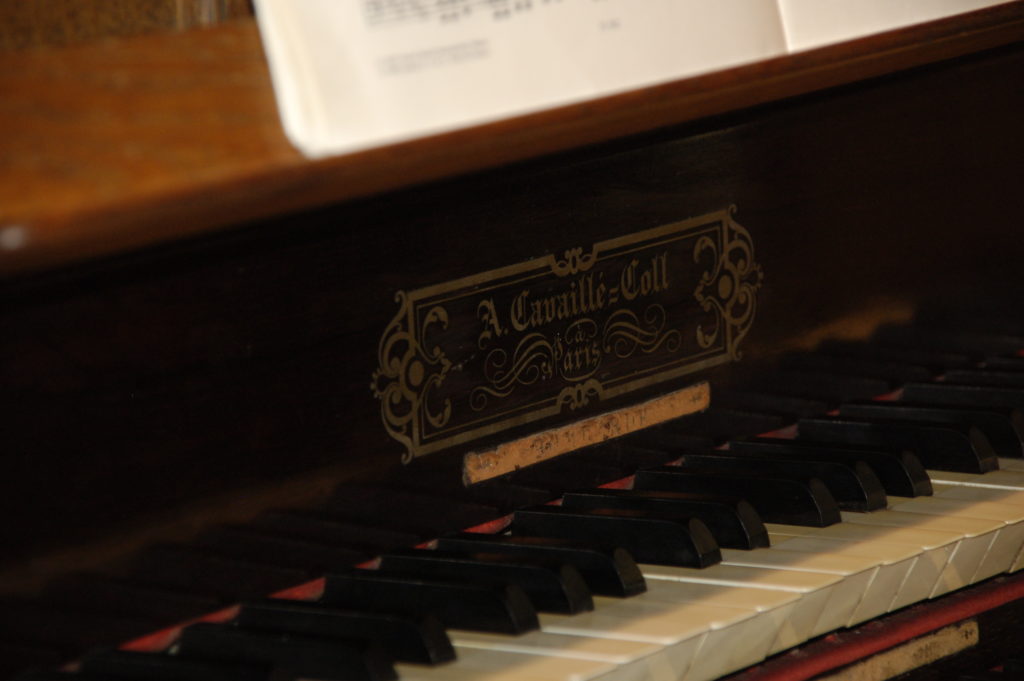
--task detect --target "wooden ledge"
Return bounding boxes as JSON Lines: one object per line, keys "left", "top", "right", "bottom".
{"left": 2, "top": 3, "right": 1023, "bottom": 277}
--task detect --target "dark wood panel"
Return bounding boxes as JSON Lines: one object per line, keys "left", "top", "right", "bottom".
{"left": 2, "top": 41, "right": 1022, "bottom": 569}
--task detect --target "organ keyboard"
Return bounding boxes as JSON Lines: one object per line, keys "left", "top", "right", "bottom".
{"left": 9, "top": 330, "right": 1024, "bottom": 681}
{"left": 3, "top": 3, "right": 1024, "bottom": 681}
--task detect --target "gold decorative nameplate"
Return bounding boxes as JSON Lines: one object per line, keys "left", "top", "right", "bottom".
{"left": 372, "top": 206, "right": 763, "bottom": 463}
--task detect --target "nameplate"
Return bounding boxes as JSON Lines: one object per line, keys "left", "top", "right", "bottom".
{"left": 372, "top": 206, "right": 763, "bottom": 463}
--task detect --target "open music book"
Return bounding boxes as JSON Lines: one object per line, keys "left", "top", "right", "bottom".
{"left": 253, "top": 0, "right": 1010, "bottom": 158}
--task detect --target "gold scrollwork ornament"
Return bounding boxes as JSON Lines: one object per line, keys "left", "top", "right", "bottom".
{"left": 550, "top": 246, "right": 597, "bottom": 277}
{"left": 470, "top": 333, "right": 556, "bottom": 412}
{"left": 603, "top": 304, "right": 683, "bottom": 358}
{"left": 693, "top": 207, "right": 764, "bottom": 359}
{"left": 556, "top": 378, "right": 604, "bottom": 410}
{"left": 370, "top": 291, "right": 453, "bottom": 463}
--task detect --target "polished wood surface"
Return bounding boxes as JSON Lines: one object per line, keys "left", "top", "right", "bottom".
{"left": 2, "top": 3, "right": 1023, "bottom": 277}
{"left": 0, "top": 0, "right": 253, "bottom": 51}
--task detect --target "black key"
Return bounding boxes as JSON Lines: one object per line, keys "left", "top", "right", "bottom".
{"left": 321, "top": 570, "right": 538, "bottom": 634}
{"left": 729, "top": 437, "right": 933, "bottom": 497}
{"left": 126, "top": 545, "right": 311, "bottom": 601}
{"left": 81, "top": 650, "right": 278, "bottom": 681}
{"left": 325, "top": 485, "right": 502, "bottom": 535}
{"left": 41, "top": 574, "right": 222, "bottom": 623}
{"left": 945, "top": 369, "right": 1024, "bottom": 388}
{"left": 745, "top": 371, "right": 891, "bottom": 404}
{"left": 914, "top": 303, "right": 1024, "bottom": 337}
{"left": 621, "top": 428, "right": 714, "bottom": 456}
{"left": 509, "top": 457, "right": 629, "bottom": 493}
{"left": 568, "top": 441, "right": 681, "bottom": 472}
{"left": 661, "top": 409, "right": 785, "bottom": 441}
{"left": 901, "top": 399, "right": 1024, "bottom": 450}
{"left": 560, "top": 489, "right": 769, "bottom": 549}
{"left": 174, "top": 623, "right": 395, "bottom": 681}
{"left": 12, "top": 673, "right": 110, "bottom": 681}
{"left": 959, "top": 673, "right": 1018, "bottom": 681}
{"left": 0, "top": 642, "right": 66, "bottom": 680}
{"left": 633, "top": 467, "right": 841, "bottom": 527}
{"left": 983, "top": 356, "right": 1024, "bottom": 371}
{"left": 462, "top": 481, "right": 558, "bottom": 512}
{"left": 780, "top": 353, "right": 933, "bottom": 385}
{"left": 872, "top": 325, "right": 1024, "bottom": 357}
{"left": 903, "top": 382, "right": 1024, "bottom": 411}
{"left": 390, "top": 464, "right": 556, "bottom": 513}
{"left": 377, "top": 549, "right": 593, "bottom": 614}
{"left": 839, "top": 402, "right": 1024, "bottom": 458}
{"left": 712, "top": 390, "right": 828, "bottom": 420}
{"left": 235, "top": 600, "right": 454, "bottom": 664}
{"left": 196, "top": 527, "right": 371, "bottom": 572}
{"left": 0, "top": 599, "right": 158, "bottom": 652}
{"left": 798, "top": 416, "right": 999, "bottom": 473}
{"left": 671, "top": 451, "right": 887, "bottom": 512}
{"left": 435, "top": 533, "right": 646, "bottom": 597}
{"left": 817, "top": 341, "right": 977, "bottom": 372}
{"left": 511, "top": 505, "right": 721, "bottom": 568}
{"left": 252, "top": 511, "right": 422, "bottom": 553}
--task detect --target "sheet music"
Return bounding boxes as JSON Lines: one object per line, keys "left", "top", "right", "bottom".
{"left": 254, "top": 0, "right": 787, "bottom": 157}
{"left": 778, "top": 0, "right": 1015, "bottom": 51}
{"left": 254, "top": 0, "right": 1012, "bottom": 158}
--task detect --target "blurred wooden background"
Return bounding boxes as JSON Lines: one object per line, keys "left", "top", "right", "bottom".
{"left": 0, "top": 0, "right": 253, "bottom": 52}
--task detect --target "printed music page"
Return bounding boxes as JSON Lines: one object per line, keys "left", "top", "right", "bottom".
{"left": 253, "top": 0, "right": 787, "bottom": 158}
{"left": 778, "top": 0, "right": 1016, "bottom": 51}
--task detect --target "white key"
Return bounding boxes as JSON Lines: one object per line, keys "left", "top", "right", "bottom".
{"left": 931, "top": 467, "right": 1024, "bottom": 575}
{"left": 594, "top": 595, "right": 776, "bottom": 681}
{"left": 1010, "top": 545, "right": 1024, "bottom": 574}
{"left": 450, "top": 630, "right": 673, "bottom": 681}
{"left": 542, "top": 596, "right": 768, "bottom": 681}
{"left": 396, "top": 646, "right": 623, "bottom": 681}
{"left": 768, "top": 534, "right": 918, "bottom": 613}
{"left": 720, "top": 546, "right": 893, "bottom": 626}
{"left": 640, "top": 578, "right": 807, "bottom": 655}
{"left": 535, "top": 602, "right": 708, "bottom": 681}
{"left": 932, "top": 484, "right": 1024, "bottom": 571}
{"left": 888, "top": 496, "right": 1024, "bottom": 579}
{"left": 839, "top": 510, "right": 1001, "bottom": 593}
{"left": 933, "top": 483, "right": 1024, "bottom": 506}
{"left": 928, "top": 469, "right": 1024, "bottom": 490}
{"left": 998, "top": 458, "right": 1024, "bottom": 472}
{"left": 766, "top": 522, "right": 960, "bottom": 600}
{"left": 638, "top": 562, "right": 842, "bottom": 642}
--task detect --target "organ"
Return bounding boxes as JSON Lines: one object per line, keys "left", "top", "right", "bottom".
{"left": 2, "top": 3, "right": 1024, "bottom": 680}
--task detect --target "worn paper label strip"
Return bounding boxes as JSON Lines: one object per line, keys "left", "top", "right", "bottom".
{"left": 816, "top": 620, "right": 979, "bottom": 681}
{"left": 463, "top": 381, "right": 711, "bottom": 484}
